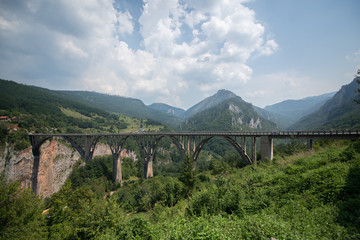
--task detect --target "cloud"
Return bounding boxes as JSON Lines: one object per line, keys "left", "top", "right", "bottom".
{"left": 0, "top": 0, "right": 277, "bottom": 108}
{"left": 241, "top": 72, "right": 315, "bottom": 107}
{"left": 245, "top": 90, "right": 269, "bottom": 98}
{"left": 116, "top": 10, "right": 134, "bottom": 35}
{"left": 346, "top": 49, "right": 360, "bottom": 62}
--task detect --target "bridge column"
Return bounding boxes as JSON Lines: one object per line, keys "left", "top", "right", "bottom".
{"left": 112, "top": 153, "right": 122, "bottom": 185}
{"left": 30, "top": 146, "right": 40, "bottom": 194}
{"left": 106, "top": 135, "right": 128, "bottom": 185}
{"left": 307, "top": 139, "right": 313, "bottom": 150}
{"left": 84, "top": 135, "right": 100, "bottom": 162}
{"left": 260, "top": 136, "right": 273, "bottom": 161}
{"left": 252, "top": 137, "right": 257, "bottom": 164}
{"left": 134, "top": 135, "right": 163, "bottom": 179}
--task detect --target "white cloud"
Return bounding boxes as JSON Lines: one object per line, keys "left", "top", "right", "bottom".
{"left": 245, "top": 90, "right": 269, "bottom": 98}
{"left": 240, "top": 72, "right": 315, "bottom": 107}
{"left": 61, "top": 40, "right": 88, "bottom": 58}
{"left": 116, "top": 10, "right": 133, "bottom": 35}
{"left": 0, "top": 0, "right": 277, "bottom": 108}
{"left": 346, "top": 49, "right": 360, "bottom": 62}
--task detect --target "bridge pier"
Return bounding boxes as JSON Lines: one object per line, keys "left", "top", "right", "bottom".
{"left": 307, "top": 139, "right": 313, "bottom": 150}
{"left": 112, "top": 153, "right": 122, "bottom": 185}
{"left": 260, "top": 136, "right": 273, "bottom": 161}
{"left": 106, "top": 135, "right": 128, "bottom": 185}
{"left": 134, "top": 135, "right": 162, "bottom": 179}
{"left": 30, "top": 149, "right": 40, "bottom": 195}
{"left": 144, "top": 157, "right": 153, "bottom": 178}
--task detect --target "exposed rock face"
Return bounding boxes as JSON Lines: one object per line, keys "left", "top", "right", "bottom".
{"left": 0, "top": 139, "right": 137, "bottom": 198}
{"left": 1, "top": 144, "right": 33, "bottom": 189}
{"left": 249, "top": 118, "right": 262, "bottom": 129}
{"left": 229, "top": 103, "right": 244, "bottom": 128}
{"left": 35, "top": 140, "right": 80, "bottom": 198}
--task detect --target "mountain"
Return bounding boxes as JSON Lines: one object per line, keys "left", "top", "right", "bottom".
{"left": 59, "top": 91, "right": 182, "bottom": 129}
{"left": 254, "top": 106, "right": 292, "bottom": 130}
{"left": 0, "top": 79, "right": 171, "bottom": 134}
{"left": 289, "top": 78, "right": 360, "bottom": 130}
{"left": 0, "top": 79, "right": 109, "bottom": 120}
{"left": 184, "top": 89, "right": 237, "bottom": 118}
{"left": 148, "top": 103, "right": 185, "bottom": 119}
{"left": 0, "top": 79, "right": 122, "bottom": 133}
{"left": 183, "top": 95, "right": 278, "bottom": 131}
{"left": 264, "top": 92, "right": 336, "bottom": 127}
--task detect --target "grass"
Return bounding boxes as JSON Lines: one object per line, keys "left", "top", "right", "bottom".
{"left": 59, "top": 107, "right": 91, "bottom": 120}
{"left": 117, "top": 116, "right": 163, "bottom": 133}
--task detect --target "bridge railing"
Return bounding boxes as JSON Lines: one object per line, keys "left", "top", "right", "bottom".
{"left": 29, "top": 129, "right": 360, "bottom": 137}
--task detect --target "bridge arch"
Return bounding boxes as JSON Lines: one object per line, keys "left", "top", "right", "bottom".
{"left": 193, "top": 136, "right": 252, "bottom": 165}
{"left": 167, "top": 135, "right": 252, "bottom": 166}
{"left": 30, "top": 135, "right": 101, "bottom": 161}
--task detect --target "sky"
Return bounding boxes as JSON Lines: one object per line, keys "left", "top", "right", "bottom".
{"left": 0, "top": 0, "right": 359, "bottom": 109}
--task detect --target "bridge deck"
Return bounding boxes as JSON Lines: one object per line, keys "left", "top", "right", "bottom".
{"left": 29, "top": 130, "right": 360, "bottom": 139}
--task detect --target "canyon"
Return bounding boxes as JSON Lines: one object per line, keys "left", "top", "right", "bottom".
{"left": 0, "top": 139, "right": 136, "bottom": 198}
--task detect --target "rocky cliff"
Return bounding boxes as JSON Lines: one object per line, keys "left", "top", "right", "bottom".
{"left": 0, "top": 139, "right": 136, "bottom": 198}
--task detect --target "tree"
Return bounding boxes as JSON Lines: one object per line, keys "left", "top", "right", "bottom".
{"left": 180, "top": 153, "right": 196, "bottom": 197}
{"left": 0, "top": 174, "right": 47, "bottom": 240}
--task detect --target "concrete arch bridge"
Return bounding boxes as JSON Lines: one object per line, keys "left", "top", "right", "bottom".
{"left": 29, "top": 130, "right": 360, "bottom": 194}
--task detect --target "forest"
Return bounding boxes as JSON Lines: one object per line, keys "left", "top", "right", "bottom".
{"left": 1, "top": 139, "right": 359, "bottom": 239}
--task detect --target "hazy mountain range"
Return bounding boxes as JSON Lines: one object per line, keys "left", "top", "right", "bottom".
{"left": 1, "top": 77, "right": 359, "bottom": 131}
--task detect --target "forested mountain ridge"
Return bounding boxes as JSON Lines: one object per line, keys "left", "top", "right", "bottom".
{"left": 148, "top": 103, "right": 185, "bottom": 119}
{"left": 59, "top": 91, "right": 183, "bottom": 129}
{"left": 289, "top": 77, "right": 360, "bottom": 130}
{"left": 183, "top": 96, "right": 278, "bottom": 131}
{"left": 0, "top": 79, "right": 167, "bottom": 135}
{"left": 184, "top": 89, "right": 238, "bottom": 119}
{"left": 264, "top": 92, "right": 335, "bottom": 127}
{"left": 254, "top": 106, "right": 292, "bottom": 130}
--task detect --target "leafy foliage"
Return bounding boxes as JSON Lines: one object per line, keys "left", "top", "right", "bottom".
{"left": 0, "top": 174, "right": 47, "bottom": 240}
{"left": 2, "top": 136, "right": 360, "bottom": 239}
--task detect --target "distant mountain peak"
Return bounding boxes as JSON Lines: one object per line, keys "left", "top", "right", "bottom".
{"left": 148, "top": 103, "right": 185, "bottom": 119}
{"left": 184, "top": 89, "right": 240, "bottom": 118}
{"left": 215, "top": 89, "right": 238, "bottom": 98}
{"left": 183, "top": 96, "right": 277, "bottom": 131}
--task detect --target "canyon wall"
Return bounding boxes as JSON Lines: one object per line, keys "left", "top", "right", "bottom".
{"left": 0, "top": 139, "right": 136, "bottom": 198}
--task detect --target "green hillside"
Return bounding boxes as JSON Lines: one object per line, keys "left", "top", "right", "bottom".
{"left": 184, "top": 89, "right": 238, "bottom": 118}
{"left": 184, "top": 97, "right": 278, "bottom": 131}
{"left": 264, "top": 92, "right": 335, "bottom": 127}
{"left": 60, "top": 91, "right": 183, "bottom": 129}
{"left": 0, "top": 79, "right": 167, "bottom": 150}
{"left": 2, "top": 139, "right": 359, "bottom": 239}
{"left": 290, "top": 78, "right": 360, "bottom": 130}
{"left": 148, "top": 103, "right": 185, "bottom": 119}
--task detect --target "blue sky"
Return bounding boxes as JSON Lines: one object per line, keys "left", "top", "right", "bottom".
{"left": 0, "top": 0, "right": 359, "bottom": 109}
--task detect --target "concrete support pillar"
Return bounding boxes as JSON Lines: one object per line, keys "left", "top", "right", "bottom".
{"left": 260, "top": 136, "right": 273, "bottom": 161}
{"left": 307, "top": 139, "right": 313, "bottom": 150}
{"left": 30, "top": 149, "right": 40, "bottom": 194}
{"left": 243, "top": 137, "right": 247, "bottom": 153}
{"left": 112, "top": 153, "right": 122, "bottom": 186}
{"left": 144, "top": 157, "right": 153, "bottom": 178}
{"left": 252, "top": 137, "right": 257, "bottom": 164}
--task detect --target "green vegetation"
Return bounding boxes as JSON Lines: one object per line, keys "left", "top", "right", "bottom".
{"left": 290, "top": 77, "right": 360, "bottom": 130}
{"left": 0, "top": 79, "right": 169, "bottom": 151}
{"left": 1, "top": 140, "right": 360, "bottom": 239}
{"left": 59, "top": 91, "right": 183, "bottom": 129}
{"left": 0, "top": 173, "right": 47, "bottom": 239}
{"left": 184, "top": 97, "right": 278, "bottom": 132}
